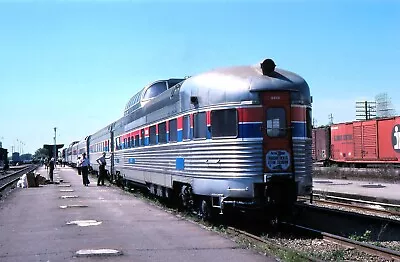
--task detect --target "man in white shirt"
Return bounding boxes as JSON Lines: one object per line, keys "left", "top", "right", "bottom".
{"left": 80, "top": 153, "right": 90, "bottom": 186}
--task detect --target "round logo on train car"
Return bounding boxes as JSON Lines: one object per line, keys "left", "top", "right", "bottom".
{"left": 393, "top": 125, "right": 400, "bottom": 153}
{"left": 266, "top": 150, "right": 290, "bottom": 171}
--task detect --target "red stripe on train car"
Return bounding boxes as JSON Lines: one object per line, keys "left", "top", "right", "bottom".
{"left": 238, "top": 108, "right": 263, "bottom": 122}
{"left": 177, "top": 116, "right": 183, "bottom": 130}
{"left": 291, "top": 106, "right": 306, "bottom": 122}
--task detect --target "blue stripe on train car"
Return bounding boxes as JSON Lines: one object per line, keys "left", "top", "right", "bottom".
{"left": 291, "top": 122, "right": 306, "bottom": 138}
{"left": 145, "top": 137, "right": 149, "bottom": 146}
{"left": 128, "top": 158, "right": 135, "bottom": 164}
{"left": 239, "top": 123, "right": 263, "bottom": 138}
{"left": 176, "top": 157, "right": 184, "bottom": 170}
{"left": 177, "top": 130, "right": 183, "bottom": 142}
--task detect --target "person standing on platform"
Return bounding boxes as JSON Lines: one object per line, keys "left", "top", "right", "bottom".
{"left": 96, "top": 152, "right": 110, "bottom": 186}
{"left": 48, "top": 157, "right": 55, "bottom": 182}
{"left": 81, "top": 153, "right": 90, "bottom": 186}
{"left": 77, "top": 156, "right": 82, "bottom": 176}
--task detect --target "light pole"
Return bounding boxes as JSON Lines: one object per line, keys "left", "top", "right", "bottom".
{"left": 54, "top": 127, "right": 57, "bottom": 161}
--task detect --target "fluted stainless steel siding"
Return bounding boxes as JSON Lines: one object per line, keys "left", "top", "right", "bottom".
{"left": 292, "top": 138, "right": 313, "bottom": 195}
{"left": 114, "top": 139, "right": 264, "bottom": 184}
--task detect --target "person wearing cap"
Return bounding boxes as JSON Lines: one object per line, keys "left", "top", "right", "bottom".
{"left": 80, "top": 153, "right": 91, "bottom": 186}
{"left": 96, "top": 152, "right": 110, "bottom": 186}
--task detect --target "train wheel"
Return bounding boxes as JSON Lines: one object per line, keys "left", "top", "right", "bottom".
{"left": 180, "top": 185, "right": 193, "bottom": 209}
{"left": 199, "top": 199, "right": 212, "bottom": 221}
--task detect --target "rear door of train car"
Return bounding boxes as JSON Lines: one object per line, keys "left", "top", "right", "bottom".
{"left": 261, "top": 92, "right": 292, "bottom": 174}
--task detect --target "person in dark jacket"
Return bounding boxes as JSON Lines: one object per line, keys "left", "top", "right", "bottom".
{"left": 48, "top": 158, "right": 55, "bottom": 182}
{"left": 96, "top": 152, "right": 110, "bottom": 186}
{"left": 80, "top": 153, "right": 90, "bottom": 186}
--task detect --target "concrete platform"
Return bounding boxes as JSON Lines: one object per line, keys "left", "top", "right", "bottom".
{"left": 313, "top": 179, "right": 400, "bottom": 205}
{"left": 0, "top": 166, "right": 275, "bottom": 262}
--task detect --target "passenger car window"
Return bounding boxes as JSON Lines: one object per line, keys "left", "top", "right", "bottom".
{"left": 142, "top": 82, "right": 167, "bottom": 101}
{"left": 169, "top": 119, "right": 177, "bottom": 142}
{"left": 135, "top": 135, "right": 139, "bottom": 147}
{"left": 266, "top": 108, "right": 286, "bottom": 137}
{"left": 306, "top": 108, "right": 312, "bottom": 138}
{"left": 141, "top": 129, "right": 145, "bottom": 146}
{"left": 211, "top": 109, "right": 238, "bottom": 138}
{"left": 149, "top": 126, "right": 156, "bottom": 145}
{"left": 193, "top": 112, "right": 206, "bottom": 139}
{"left": 158, "top": 122, "right": 167, "bottom": 144}
{"left": 183, "top": 115, "right": 191, "bottom": 140}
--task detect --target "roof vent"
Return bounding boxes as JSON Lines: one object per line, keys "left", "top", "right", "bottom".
{"left": 260, "top": 59, "right": 276, "bottom": 75}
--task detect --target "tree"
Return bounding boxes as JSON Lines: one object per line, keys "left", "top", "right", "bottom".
{"left": 34, "top": 148, "right": 49, "bottom": 160}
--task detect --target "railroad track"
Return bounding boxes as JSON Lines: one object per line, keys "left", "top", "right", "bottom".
{"left": 0, "top": 164, "right": 38, "bottom": 191}
{"left": 284, "top": 222, "right": 400, "bottom": 261}
{"left": 305, "top": 194, "right": 400, "bottom": 217}
{"left": 227, "top": 222, "right": 400, "bottom": 261}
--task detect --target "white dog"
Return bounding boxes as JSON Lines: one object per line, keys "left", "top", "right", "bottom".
{"left": 17, "top": 174, "right": 27, "bottom": 188}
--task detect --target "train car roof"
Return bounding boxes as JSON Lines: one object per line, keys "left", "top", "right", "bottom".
{"left": 124, "top": 78, "right": 185, "bottom": 116}
{"left": 178, "top": 60, "right": 311, "bottom": 110}
{"left": 189, "top": 63, "right": 309, "bottom": 95}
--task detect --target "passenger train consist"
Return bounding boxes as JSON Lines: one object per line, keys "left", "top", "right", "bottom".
{"left": 64, "top": 59, "right": 313, "bottom": 216}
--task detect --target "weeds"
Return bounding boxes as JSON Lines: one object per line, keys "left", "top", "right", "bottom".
{"left": 349, "top": 230, "right": 372, "bottom": 242}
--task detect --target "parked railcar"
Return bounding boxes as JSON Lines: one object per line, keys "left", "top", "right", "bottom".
{"left": 0, "top": 148, "right": 8, "bottom": 171}
{"left": 68, "top": 59, "right": 313, "bottom": 217}
{"left": 312, "top": 116, "right": 400, "bottom": 167}
{"left": 66, "top": 141, "right": 78, "bottom": 166}
{"left": 74, "top": 136, "right": 90, "bottom": 166}
{"left": 312, "top": 126, "right": 330, "bottom": 166}
{"left": 88, "top": 123, "right": 114, "bottom": 176}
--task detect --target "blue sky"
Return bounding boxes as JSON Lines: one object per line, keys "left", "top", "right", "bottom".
{"left": 0, "top": 0, "right": 399, "bottom": 155}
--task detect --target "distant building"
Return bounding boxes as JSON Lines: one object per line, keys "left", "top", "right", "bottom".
{"left": 12, "top": 152, "right": 20, "bottom": 163}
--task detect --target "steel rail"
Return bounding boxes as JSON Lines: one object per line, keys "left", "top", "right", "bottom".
{"left": 312, "top": 193, "right": 400, "bottom": 209}
{"left": 0, "top": 165, "right": 38, "bottom": 191}
{"left": 0, "top": 166, "right": 33, "bottom": 181}
{"left": 307, "top": 197, "right": 400, "bottom": 217}
{"left": 282, "top": 222, "right": 400, "bottom": 261}
{"left": 226, "top": 226, "right": 324, "bottom": 262}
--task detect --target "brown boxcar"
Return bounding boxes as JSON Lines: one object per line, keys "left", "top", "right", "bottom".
{"left": 330, "top": 117, "right": 400, "bottom": 166}
{"left": 312, "top": 126, "right": 331, "bottom": 165}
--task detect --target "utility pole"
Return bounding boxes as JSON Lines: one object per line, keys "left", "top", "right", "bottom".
{"left": 328, "top": 114, "right": 334, "bottom": 125}
{"left": 54, "top": 127, "right": 57, "bottom": 160}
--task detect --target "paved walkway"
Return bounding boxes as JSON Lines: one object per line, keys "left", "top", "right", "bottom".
{"left": 313, "top": 178, "right": 400, "bottom": 205}
{"left": 0, "top": 166, "right": 275, "bottom": 262}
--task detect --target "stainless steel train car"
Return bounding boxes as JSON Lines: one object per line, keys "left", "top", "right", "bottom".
{"left": 66, "top": 141, "right": 78, "bottom": 165}
{"left": 68, "top": 59, "right": 313, "bottom": 217}
{"left": 75, "top": 136, "right": 90, "bottom": 166}
{"left": 88, "top": 124, "right": 114, "bottom": 175}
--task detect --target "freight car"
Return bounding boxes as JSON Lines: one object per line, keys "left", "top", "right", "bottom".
{"left": 0, "top": 148, "right": 9, "bottom": 171}
{"left": 67, "top": 59, "right": 313, "bottom": 218}
{"left": 312, "top": 117, "right": 400, "bottom": 167}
